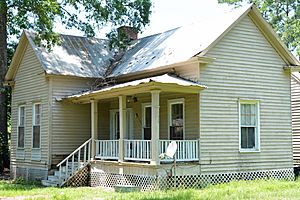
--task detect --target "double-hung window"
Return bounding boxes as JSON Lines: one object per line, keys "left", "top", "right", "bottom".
{"left": 32, "top": 103, "right": 41, "bottom": 148}
{"left": 18, "top": 106, "right": 25, "bottom": 148}
{"left": 239, "top": 100, "right": 260, "bottom": 151}
{"left": 168, "top": 99, "right": 185, "bottom": 140}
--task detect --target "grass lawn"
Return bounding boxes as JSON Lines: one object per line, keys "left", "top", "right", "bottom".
{"left": 1, "top": 178, "right": 300, "bottom": 200}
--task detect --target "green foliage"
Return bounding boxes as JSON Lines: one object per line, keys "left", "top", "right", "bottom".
{"left": 0, "top": 0, "right": 152, "bottom": 173}
{"left": 6, "top": 0, "right": 152, "bottom": 49}
{"left": 218, "top": 0, "right": 300, "bottom": 56}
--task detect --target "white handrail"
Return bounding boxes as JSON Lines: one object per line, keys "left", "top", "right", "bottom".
{"left": 56, "top": 138, "right": 92, "bottom": 185}
{"left": 56, "top": 138, "right": 92, "bottom": 167}
{"left": 160, "top": 140, "right": 199, "bottom": 162}
{"left": 124, "top": 139, "right": 151, "bottom": 161}
{"left": 95, "top": 140, "right": 119, "bottom": 159}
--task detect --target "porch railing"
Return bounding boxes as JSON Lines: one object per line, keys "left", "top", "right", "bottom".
{"left": 160, "top": 140, "right": 199, "bottom": 162}
{"left": 124, "top": 139, "right": 151, "bottom": 161}
{"left": 95, "top": 140, "right": 119, "bottom": 160}
{"left": 95, "top": 139, "right": 199, "bottom": 162}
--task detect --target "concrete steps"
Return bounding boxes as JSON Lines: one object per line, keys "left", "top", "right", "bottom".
{"left": 41, "top": 163, "right": 85, "bottom": 187}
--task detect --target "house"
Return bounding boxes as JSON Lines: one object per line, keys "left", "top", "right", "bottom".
{"left": 5, "top": 4, "right": 300, "bottom": 189}
{"left": 291, "top": 73, "right": 300, "bottom": 169}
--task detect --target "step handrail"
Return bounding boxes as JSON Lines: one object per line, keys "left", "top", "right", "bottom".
{"left": 56, "top": 138, "right": 92, "bottom": 167}
{"left": 56, "top": 138, "right": 92, "bottom": 186}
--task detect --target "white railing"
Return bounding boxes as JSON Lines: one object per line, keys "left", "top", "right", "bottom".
{"left": 95, "top": 140, "right": 119, "bottom": 160}
{"left": 124, "top": 140, "right": 151, "bottom": 161}
{"left": 56, "top": 138, "right": 92, "bottom": 186}
{"left": 160, "top": 140, "right": 199, "bottom": 162}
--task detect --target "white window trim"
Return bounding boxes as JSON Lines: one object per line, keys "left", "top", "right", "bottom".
{"left": 17, "top": 105, "right": 25, "bottom": 149}
{"left": 32, "top": 103, "right": 41, "bottom": 149}
{"left": 109, "top": 108, "right": 133, "bottom": 140}
{"left": 168, "top": 98, "right": 185, "bottom": 140}
{"left": 142, "top": 103, "right": 151, "bottom": 140}
{"left": 238, "top": 99, "right": 260, "bottom": 153}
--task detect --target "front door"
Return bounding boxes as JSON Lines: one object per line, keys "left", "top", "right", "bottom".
{"left": 110, "top": 109, "right": 133, "bottom": 139}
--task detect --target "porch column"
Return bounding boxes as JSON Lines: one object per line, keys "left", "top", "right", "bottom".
{"left": 91, "top": 100, "right": 98, "bottom": 160}
{"left": 118, "top": 95, "right": 126, "bottom": 162}
{"left": 151, "top": 90, "right": 160, "bottom": 165}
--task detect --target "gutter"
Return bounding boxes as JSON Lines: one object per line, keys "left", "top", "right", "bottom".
{"left": 112, "top": 56, "right": 215, "bottom": 82}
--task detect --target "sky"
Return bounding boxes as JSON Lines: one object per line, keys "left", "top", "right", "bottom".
{"left": 54, "top": 0, "right": 235, "bottom": 38}
{"left": 140, "top": 0, "right": 234, "bottom": 37}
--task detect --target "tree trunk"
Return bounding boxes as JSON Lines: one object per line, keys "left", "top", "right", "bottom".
{"left": 0, "top": 1, "right": 9, "bottom": 173}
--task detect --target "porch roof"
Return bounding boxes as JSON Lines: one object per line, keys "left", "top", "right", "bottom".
{"left": 62, "top": 74, "right": 207, "bottom": 104}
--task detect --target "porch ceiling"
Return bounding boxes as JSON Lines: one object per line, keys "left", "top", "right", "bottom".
{"left": 61, "top": 74, "right": 207, "bottom": 104}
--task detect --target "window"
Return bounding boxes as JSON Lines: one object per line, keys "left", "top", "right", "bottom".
{"left": 142, "top": 103, "right": 151, "bottom": 140}
{"left": 32, "top": 103, "right": 41, "bottom": 148}
{"left": 239, "top": 100, "right": 260, "bottom": 151}
{"left": 18, "top": 106, "right": 25, "bottom": 148}
{"left": 168, "top": 99, "right": 185, "bottom": 140}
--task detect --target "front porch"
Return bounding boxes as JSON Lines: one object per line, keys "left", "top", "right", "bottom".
{"left": 65, "top": 74, "right": 206, "bottom": 165}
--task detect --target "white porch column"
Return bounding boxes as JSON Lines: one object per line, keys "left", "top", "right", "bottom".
{"left": 118, "top": 95, "right": 126, "bottom": 162}
{"left": 91, "top": 100, "right": 98, "bottom": 160}
{"left": 151, "top": 90, "right": 160, "bottom": 165}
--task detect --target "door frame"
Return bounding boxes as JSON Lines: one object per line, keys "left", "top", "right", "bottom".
{"left": 109, "top": 108, "right": 134, "bottom": 139}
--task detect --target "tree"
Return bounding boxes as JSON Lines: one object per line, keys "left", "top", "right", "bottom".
{"left": 218, "top": 0, "right": 300, "bottom": 56}
{"left": 0, "top": 0, "right": 152, "bottom": 173}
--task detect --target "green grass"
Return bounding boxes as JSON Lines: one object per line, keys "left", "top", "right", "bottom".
{"left": 1, "top": 178, "right": 300, "bottom": 200}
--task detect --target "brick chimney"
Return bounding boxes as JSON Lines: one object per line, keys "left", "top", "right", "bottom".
{"left": 117, "top": 26, "right": 138, "bottom": 40}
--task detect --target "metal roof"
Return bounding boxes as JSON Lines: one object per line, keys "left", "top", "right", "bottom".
{"left": 63, "top": 73, "right": 207, "bottom": 101}
{"left": 109, "top": 5, "right": 251, "bottom": 77}
{"left": 24, "top": 5, "right": 252, "bottom": 79}
{"left": 26, "top": 31, "right": 114, "bottom": 78}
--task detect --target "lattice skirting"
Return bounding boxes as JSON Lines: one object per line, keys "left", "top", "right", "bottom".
{"left": 90, "top": 168, "right": 294, "bottom": 191}
{"left": 64, "top": 166, "right": 90, "bottom": 187}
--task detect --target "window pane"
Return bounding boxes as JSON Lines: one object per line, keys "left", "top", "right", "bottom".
{"left": 241, "top": 104, "right": 246, "bottom": 125}
{"left": 241, "top": 103, "right": 256, "bottom": 126}
{"left": 170, "top": 103, "right": 183, "bottom": 140}
{"left": 35, "top": 104, "right": 41, "bottom": 125}
{"left": 171, "top": 104, "right": 183, "bottom": 126}
{"left": 33, "top": 126, "right": 40, "bottom": 148}
{"left": 251, "top": 104, "right": 256, "bottom": 125}
{"left": 170, "top": 126, "right": 184, "bottom": 140}
{"left": 248, "top": 127, "right": 255, "bottom": 148}
{"left": 18, "top": 127, "right": 24, "bottom": 148}
{"left": 145, "top": 107, "right": 151, "bottom": 128}
{"left": 241, "top": 127, "right": 255, "bottom": 149}
{"left": 19, "top": 107, "right": 25, "bottom": 126}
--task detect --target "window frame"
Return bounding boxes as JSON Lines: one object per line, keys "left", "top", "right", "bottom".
{"left": 142, "top": 103, "right": 151, "bottom": 140}
{"left": 32, "top": 103, "right": 41, "bottom": 149}
{"left": 17, "top": 105, "right": 25, "bottom": 149}
{"left": 239, "top": 99, "right": 260, "bottom": 153}
{"left": 168, "top": 98, "right": 185, "bottom": 140}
